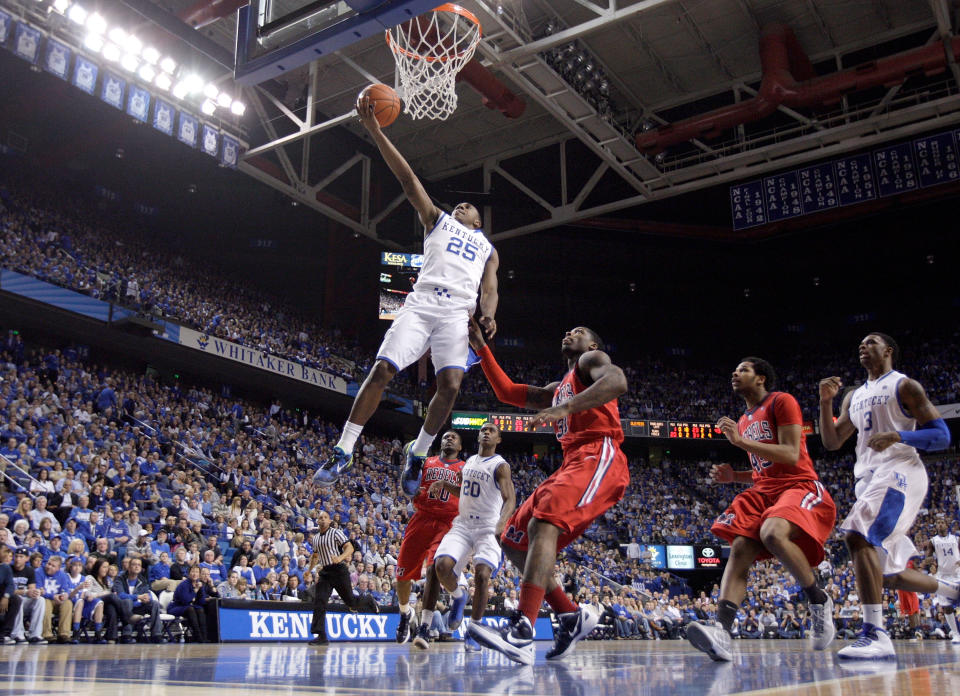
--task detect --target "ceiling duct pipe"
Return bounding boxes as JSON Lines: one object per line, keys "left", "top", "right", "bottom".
{"left": 636, "top": 23, "right": 960, "bottom": 155}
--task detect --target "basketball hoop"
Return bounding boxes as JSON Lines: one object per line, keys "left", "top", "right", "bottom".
{"left": 386, "top": 4, "right": 482, "bottom": 120}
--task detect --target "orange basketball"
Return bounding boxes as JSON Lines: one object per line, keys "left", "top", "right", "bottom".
{"left": 360, "top": 83, "right": 402, "bottom": 127}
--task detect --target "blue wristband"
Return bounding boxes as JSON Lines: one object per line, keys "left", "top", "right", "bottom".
{"left": 898, "top": 418, "right": 950, "bottom": 451}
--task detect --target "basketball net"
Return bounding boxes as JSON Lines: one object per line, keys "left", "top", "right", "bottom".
{"left": 386, "top": 4, "right": 482, "bottom": 121}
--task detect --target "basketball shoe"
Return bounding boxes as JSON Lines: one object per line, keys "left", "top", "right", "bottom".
{"left": 837, "top": 624, "right": 896, "bottom": 659}
{"left": 809, "top": 596, "right": 836, "bottom": 650}
{"left": 401, "top": 441, "right": 426, "bottom": 497}
{"left": 467, "top": 611, "right": 535, "bottom": 666}
{"left": 686, "top": 622, "right": 732, "bottom": 662}
{"left": 546, "top": 604, "right": 600, "bottom": 660}
{"left": 464, "top": 633, "right": 482, "bottom": 652}
{"left": 447, "top": 590, "right": 468, "bottom": 631}
{"left": 396, "top": 607, "right": 414, "bottom": 644}
{"left": 412, "top": 623, "right": 431, "bottom": 650}
{"left": 313, "top": 446, "right": 352, "bottom": 486}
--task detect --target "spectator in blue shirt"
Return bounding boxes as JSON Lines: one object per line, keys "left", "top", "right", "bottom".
{"left": 95, "top": 380, "right": 117, "bottom": 413}
{"left": 35, "top": 556, "right": 72, "bottom": 642}
{"left": 199, "top": 550, "right": 226, "bottom": 585}
{"left": 104, "top": 510, "right": 130, "bottom": 550}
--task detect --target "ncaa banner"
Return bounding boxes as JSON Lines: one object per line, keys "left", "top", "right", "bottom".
{"left": 178, "top": 112, "right": 199, "bottom": 148}
{"left": 73, "top": 55, "right": 98, "bottom": 95}
{"left": 153, "top": 99, "right": 175, "bottom": 136}
{"left": 201, "top": 124, "right": 219, "bottom": 158}
{"left": 13, "top": 23, "right": 41, "bottom": 64}
{"left": 127, "top": 85, "right": 150, "bottom": 122}
{"left": 0, "top": 10, "right": 11, "bottom": 44}
{"left": 178, "top": 326, "right": 349, "bottom": 395}
{"left": 218, "top": 605, "right": 553, "bottom": 642}
{"left": 221, "top": 134, "right": 240, "bottom": 168}
{"left": 101, "top": 72, "right": 125, "bottom": 110}
{"left": 44, "top": 38, "right": 70, "bottom": 80}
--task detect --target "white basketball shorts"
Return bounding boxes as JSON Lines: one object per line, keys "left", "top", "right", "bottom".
{"left": 375, "top": 292, "right": 470, "bottom": 373}
{"left": 434, "top": 521, "right": 502, "bottom": 575}
{"left": 839, "top": 460, "right": 928, "bottom": 575}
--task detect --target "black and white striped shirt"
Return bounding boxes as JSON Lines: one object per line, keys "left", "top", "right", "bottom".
{"left": 311, "top": 526, "right": 349, "bottom": 568}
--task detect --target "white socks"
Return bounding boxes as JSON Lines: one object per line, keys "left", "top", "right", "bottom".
{"left": 863, "top": 604, "right": 883, "bottom": 629}
{"left": 412, "top": 427, "right": 436, "bottom": 457}
{"left": 399, "top": 603, "right": 412, "bottom": 617}
{"left": 336, "top": 421, "right": 363, "bottom": 454}
{"left": 420, "top": 609, "right": 434, "bottom": 627}
{"left": 945, "top": 611, "right": 959, "bottom": 637}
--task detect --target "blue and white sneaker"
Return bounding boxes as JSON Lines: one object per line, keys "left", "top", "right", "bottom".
{"left": 447, "top": 590, "right": 468, "bottom": 632}
{"left": 546, "top": 604, "right": 600, "bottom": 660}
{"left": 412, "top": 623, "right": 431, "bottom": 651}
{"left": 400, "top": 441, "right": 426, "bottom": 497}
{"left": 467, "top": 611, "right": 535, "bottom": 666}
{"left": 464, "top": 633, "right": 482, "bottom": 652}
{"left": 313, "top": 446, "right": 352, "bottom": 486}
{"left": 837, "top": 623, "right": 896, "bottom": 659}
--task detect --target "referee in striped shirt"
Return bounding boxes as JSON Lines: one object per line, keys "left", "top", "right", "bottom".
{"left": 309, "top": 510, "right": 379, "bottom": 645}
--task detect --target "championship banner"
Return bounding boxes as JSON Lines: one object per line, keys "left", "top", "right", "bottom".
{"left": 43, "top": 38, "right": 70, "bottom": 80}
{"left": 13, "top": 22, "right": 41, "bottom": 64}
{"left": 100, "top": 72, "right": 125, "bottom": 110}
{"left": 221, "top": 134, "right": 239, "bottom": 168}
{"left": 0, "top": 10, "right": 11, "bottom": 44}
{"left": 127, "top": 85, "right": 151, "bottom": 123}
{"left": 178, "top": 112, "right": 198, "bottom": 147}
{"left": 73, "top": 55, "right": 98, "bottom": 95}
{"left": 217, "top": 603, "right": 554, "bottom": 642}
{"left": 153, "top": 99, "right": 175, "bottom": 136}
{"left": 201, "top": 124, "right": 219, "bottom": 158}
{"left": 178, "top": 327, "right": 349, "bottom": 395}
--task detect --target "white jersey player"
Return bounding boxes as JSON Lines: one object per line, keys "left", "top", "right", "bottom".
{"left": 429, "top": 422, "right": 516, "bottom": 652}
{"left": 927, "top": 520, "right": 960, "bottom": 643}
{"left": 316, "top": 95, "right": 499, "bottom": 489}
{"left": 820, "top": 332, "right": 955, "bottom": 659}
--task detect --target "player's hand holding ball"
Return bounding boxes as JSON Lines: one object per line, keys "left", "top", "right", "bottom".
{"left": 709, "top": 463, "right": 734, "bottom": 484}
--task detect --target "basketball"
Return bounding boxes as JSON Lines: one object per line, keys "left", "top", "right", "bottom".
{"left": 360, "top": 83, "right": 402, "bottom": 127}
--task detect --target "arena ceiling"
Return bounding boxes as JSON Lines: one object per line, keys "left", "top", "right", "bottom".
{"left": 109, "top": 2, "right": 960, "bottom": 243}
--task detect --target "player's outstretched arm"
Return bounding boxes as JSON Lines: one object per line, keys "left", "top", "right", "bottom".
{"left": 818, "top": 377, "right": 856, "bottom": 450}
{"left": 527, "top": 351, "right": 627, "bottom": 430}
{"left": 357, "top": 95, "right": 440, "bottom": 229}
{"left": 477, "top": 249, "right": 499, "bottom": 338}
{"left": 494, "top": 462, "right": 516, "bottom": 539}
{"left": 867, "top": 378, "right": 950, "bottom": 452}
{"left": 468, "top": 317, "right": 555, "bottom": 409}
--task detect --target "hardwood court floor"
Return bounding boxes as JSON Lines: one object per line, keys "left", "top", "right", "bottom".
{"left": 0, "top": 639, "right": 958, "bottom": 695}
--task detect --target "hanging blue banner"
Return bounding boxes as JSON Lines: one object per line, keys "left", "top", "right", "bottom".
{"left": 127, "top": 84, "right": 150, "bottom": 122}
{"left": 153, "top": 99, "right": 175, "bottom": 136}
{"left": 73, "top": 55, "right": 98, "bottom": 95}
{"left": 0, "top": 10, "right": 12, "bottom": 44}
{"left": 43, "top": 38, "right": 70, "bottom": 80}
{"left": 100, "top": 72, "right": 125, "bottom": 110}
{"left": 13, "top": 23, "right": 42, "bottom": 64}
{"left": 178, "top": 112, "right": 198, "bottom": 148}
{"left": 201, "top": 124, "right": 219, "bottom": 158}
{"left": 221, "top": 134, "right": 239, "bottom": 168}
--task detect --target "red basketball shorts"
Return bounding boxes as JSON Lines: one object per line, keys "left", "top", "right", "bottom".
{"left": 710, "top": 479, "right": 836, "bottom": 566}
{"left": 501, "top": 437, "right": 629, "bottom": 553}
{"left": 396, "top": 512, "right": 455, "bottom": 582}
{"left": 898, "top": 590, "right": 920, "bottom": 616}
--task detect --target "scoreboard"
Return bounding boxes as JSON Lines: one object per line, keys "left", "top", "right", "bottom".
{"left": 453, "top": 413, "right": 726, "bottom": 440}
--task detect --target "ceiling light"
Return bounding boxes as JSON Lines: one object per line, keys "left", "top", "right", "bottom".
{"left": 138, "top": 64, "right": 156, "bottom": 82}
{"left": 85, "top": 12, "right": 106, "bottom": 34}
{"left": 67, "top": 5, "right": 87, "bottom": 24}
{"left": 155, "top": 72, "right": 172, "bottom": 91}
{"left": 108, "top": 28, "right": 126, "bottom": 45}
{"left": 203, "top": 83, "right": 219, "bottom": 99}
{"left": 172, "top": 82, "right": 189, "bottom": 100}
{"left": 201, "top": 99, "right": 216, "bottom": 115}
{"left": 142, "top": 46, "right": 160, "bottom": 65}
{"left": 159, "top": 57, "right": 176, "bottom": 74}
{"left": 84, "top": 33, "right": 104, "bottom": 53}
{"left": 53, "top": 0, "right": 70, "bottom": 13}
{"left": 121, "top": 53, "right": 139, "bottom": 73}
{"left": 124, "top": 35, "right": 143, "bottom": 56}
{"left": 102, "top": 43, "right": 120, "bottom": 62}
{"left": 216, "top": 93, "right": 232, "bottom": 108}
{"left": 230, "top": 101, "right": 246, "bottom": 116}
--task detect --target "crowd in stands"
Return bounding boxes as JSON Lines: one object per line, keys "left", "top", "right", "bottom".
{"left": 0, "top": 329, "right": 957, "bottom": 646}
{"left": 4, "top": 174, "right": 959, "bottom": 424}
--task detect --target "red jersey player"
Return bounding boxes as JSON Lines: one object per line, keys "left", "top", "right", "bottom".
{"left": 394, "top": 430, "right": 464, "bottom": 645}
{"left": 465, "top": 319, "right": 629, "bottom": 665}
{"left": 686, "top": 357, "right": 838, "bottom": 662}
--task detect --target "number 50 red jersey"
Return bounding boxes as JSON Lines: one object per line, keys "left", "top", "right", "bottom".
{"left": 414, "top": 456, "right": 464, "bottom": 519}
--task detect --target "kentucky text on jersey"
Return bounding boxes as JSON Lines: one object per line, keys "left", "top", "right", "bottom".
{"left": 463, "top": 468, "right": 493, "bottom": 484}
{"left": 443, "top": 221, "right": 490, "bottom": 254}
{"left": 849, "top": 393, "right": 893, "bottom": 414}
